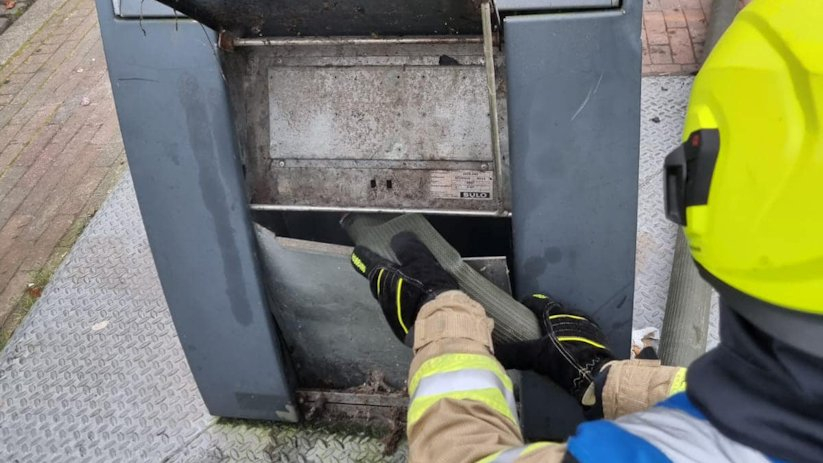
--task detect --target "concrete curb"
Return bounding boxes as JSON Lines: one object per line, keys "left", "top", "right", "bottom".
{"left": 0, "top": 0, "right": 71, "bottom": 67}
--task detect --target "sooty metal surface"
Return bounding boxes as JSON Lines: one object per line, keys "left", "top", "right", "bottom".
{"left": 152, "top": 0, "right": 484, "bottom": 38}
{"left": 223, "top": 42, "right": 510, "bottom": 212}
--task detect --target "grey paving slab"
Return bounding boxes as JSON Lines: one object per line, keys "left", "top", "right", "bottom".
{"left": 0, "top": 0, "right": 72, "bottom": 66}
{"left": 0, "top": 75, "right": 713, "bottom": 462}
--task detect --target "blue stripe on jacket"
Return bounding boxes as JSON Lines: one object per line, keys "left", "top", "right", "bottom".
{"left": 567, "top": 418, "right": 671, "bottom": 462}
{"left": 566, "top": 393, "right": 782, "bottom": 463}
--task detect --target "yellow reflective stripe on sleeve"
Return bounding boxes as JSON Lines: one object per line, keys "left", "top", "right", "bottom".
{"left": 549, "top": 314, "right": 587, "bottom": 321}
{"left": 522, "top": 442, "right": 555, "bottom": 456}
{"left": 476, "top": 442, "right": 557, "bottom": 463}
{"left": 351, "top": 253, "right": 367, "bottom": 274}
{"left": 477, "top": 451, "right": 504, "bottom": 463}
{"left": 408, "top": 388, "right": 515, "bottom": 430}
{"left": 411, "top": 369, "right": 518, "bottom": 425}
{"left": 376, "top": 268, "right": 385, "bottom": 296}
{"left": 532, "top": 294, "right": 548, "bottom": 299}
{"left": 396, "top": 278, "right": 408, "bottom": 334}
{"left": 556, "top": 336, "right": 607, "bottom": 349}
{"left": 669, "top": 367, "right": 687, "bottom": 395}
{"left": 409, "top": 353, "right": 512, "bottom": 396}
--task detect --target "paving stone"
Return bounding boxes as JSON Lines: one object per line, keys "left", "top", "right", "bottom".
{"left": 663, "top": 9, "right": 687, "bottom": 29}
{"left": 641, "top": 0, "right": 750, "bottom": 76}
{"left": 669, "top": 27, "right": 695, "bottom": 65}
{"left": 0, "top": 0, "right": 124, "bottom": 320}
{"left": 649, "top": 44, "right": 674, "bottom": 65}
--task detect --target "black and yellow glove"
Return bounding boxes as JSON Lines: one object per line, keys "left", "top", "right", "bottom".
{"left": 351, "top": 232, "right": 459, "bottom": 342}
{"left": 495, "top": 294, "right": 615, "bottom": 405}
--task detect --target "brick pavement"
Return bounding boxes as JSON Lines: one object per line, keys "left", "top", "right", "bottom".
{"left": 641, "top": 0, "right": 752, "bottom": 76}
{"left": 1, "top": 0, "right": 33, "bottom": 34}
{"left": 0, "top": 0, "right": 125, "bottom": 327}
{"left": 641, "top": 0, "right": 710, "bottom": 75}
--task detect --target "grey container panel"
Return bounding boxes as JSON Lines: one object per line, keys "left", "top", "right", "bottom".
{"left": 95, "top": 0, "right": 296, "bottom": 421}
{"left": 504, "top": 1, "right": 642, "bottom": 439}
{"left": 505, "top": 6, "right": 641, "bottom": 355}
{"left": 254, "top": 228, "right": 413, "bottom": 388}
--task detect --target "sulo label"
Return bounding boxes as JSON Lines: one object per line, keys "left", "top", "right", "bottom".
{"left": 430, "top": 170, "right": 494, "bottom": 200}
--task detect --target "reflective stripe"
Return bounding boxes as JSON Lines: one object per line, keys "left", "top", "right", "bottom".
{"left": 479, "top": 442, "right": 557, "bottom": 463}
{"left": 556, "top": 336, "right": 607, "bottom": 349}
{"left": 521, "top": 443, "right": 554, "bottom": 458}
{"left": 351, "top": 253, "right": 366, "bottom": 273}
{"left": 549, "top": 314, "right": 587, "bottom": 321}
{"left": 408, "top": 355, "right": 517, "bottom": 430}
{"left": 411, "top": 369, "right": 517, "bottom": 421}
{"left": 479, "top": 446, "right": 522, "bottom": 463}
{"left": 376, "top": 268, "right": 385, "bottom": 296}
{"left": 396, "top": 278, "right": 408, "bottom": 334}
{"left": 410, "top": 353, "right": 512, "bottom": 396}
{"left": 615, "top": 405, "right": 772, "bottom": 463}
{"left": 407, "top": 388, "right": 516, "bottom": 429}
{"left": 668, "top": 368, "right": 687, "bottom": 395}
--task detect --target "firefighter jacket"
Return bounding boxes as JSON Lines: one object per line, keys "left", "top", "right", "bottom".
{"left": 407, "top": 291, "right": 789, "bottom": 463}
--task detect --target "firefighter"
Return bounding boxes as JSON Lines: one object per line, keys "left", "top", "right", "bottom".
{"left": 351, "top": 1, "right": 822, "bottom": 461}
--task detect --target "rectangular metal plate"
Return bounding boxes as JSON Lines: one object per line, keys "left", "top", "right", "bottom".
{"left": 268, "top": 65, "right": 492, "bottom": 162}
{"left": 223, "top": 42, "right": 510, "bottom": 212}
{"left": 430, "top": 170, "right": 494, "bottom": 200}
{"left": 266, "top": 166, "right": 496, "bottom": 210}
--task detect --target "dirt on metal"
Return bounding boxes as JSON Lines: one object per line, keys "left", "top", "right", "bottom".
{"left": 296, "top": 370, "right": 408, "bottom": 455}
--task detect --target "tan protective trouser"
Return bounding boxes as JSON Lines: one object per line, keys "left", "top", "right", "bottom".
{"left": 408, "top": 291, "right": 686, "bottom": 463}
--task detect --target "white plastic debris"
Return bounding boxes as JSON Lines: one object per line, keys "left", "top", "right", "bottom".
{"left": 631, "top": 327, "right": 660, "bottom": 358}
{"left": 91, "top": 320, "right": 109, "bottom": 331}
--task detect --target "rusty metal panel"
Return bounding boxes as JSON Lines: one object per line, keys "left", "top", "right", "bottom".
{"left": 222, "top": 42, "right": 510, "bottom": 213}
{"left": 264, "top": 167, "right": 496, "bottom": 211}
{"left": 268, "top": 66, "right": 492, "bottom": 162}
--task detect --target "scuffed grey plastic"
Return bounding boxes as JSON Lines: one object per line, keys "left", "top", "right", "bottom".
{"left": 95, "top": 0, "right": 295, "bottom": 421}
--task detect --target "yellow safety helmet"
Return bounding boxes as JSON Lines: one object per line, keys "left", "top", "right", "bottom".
{"left": 664, "top": 0, "right": 823, "bottom": 354}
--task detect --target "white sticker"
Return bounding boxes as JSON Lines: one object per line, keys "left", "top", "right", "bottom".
{"left": 430, "top": 170, "right": 494, "bottom": 200}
